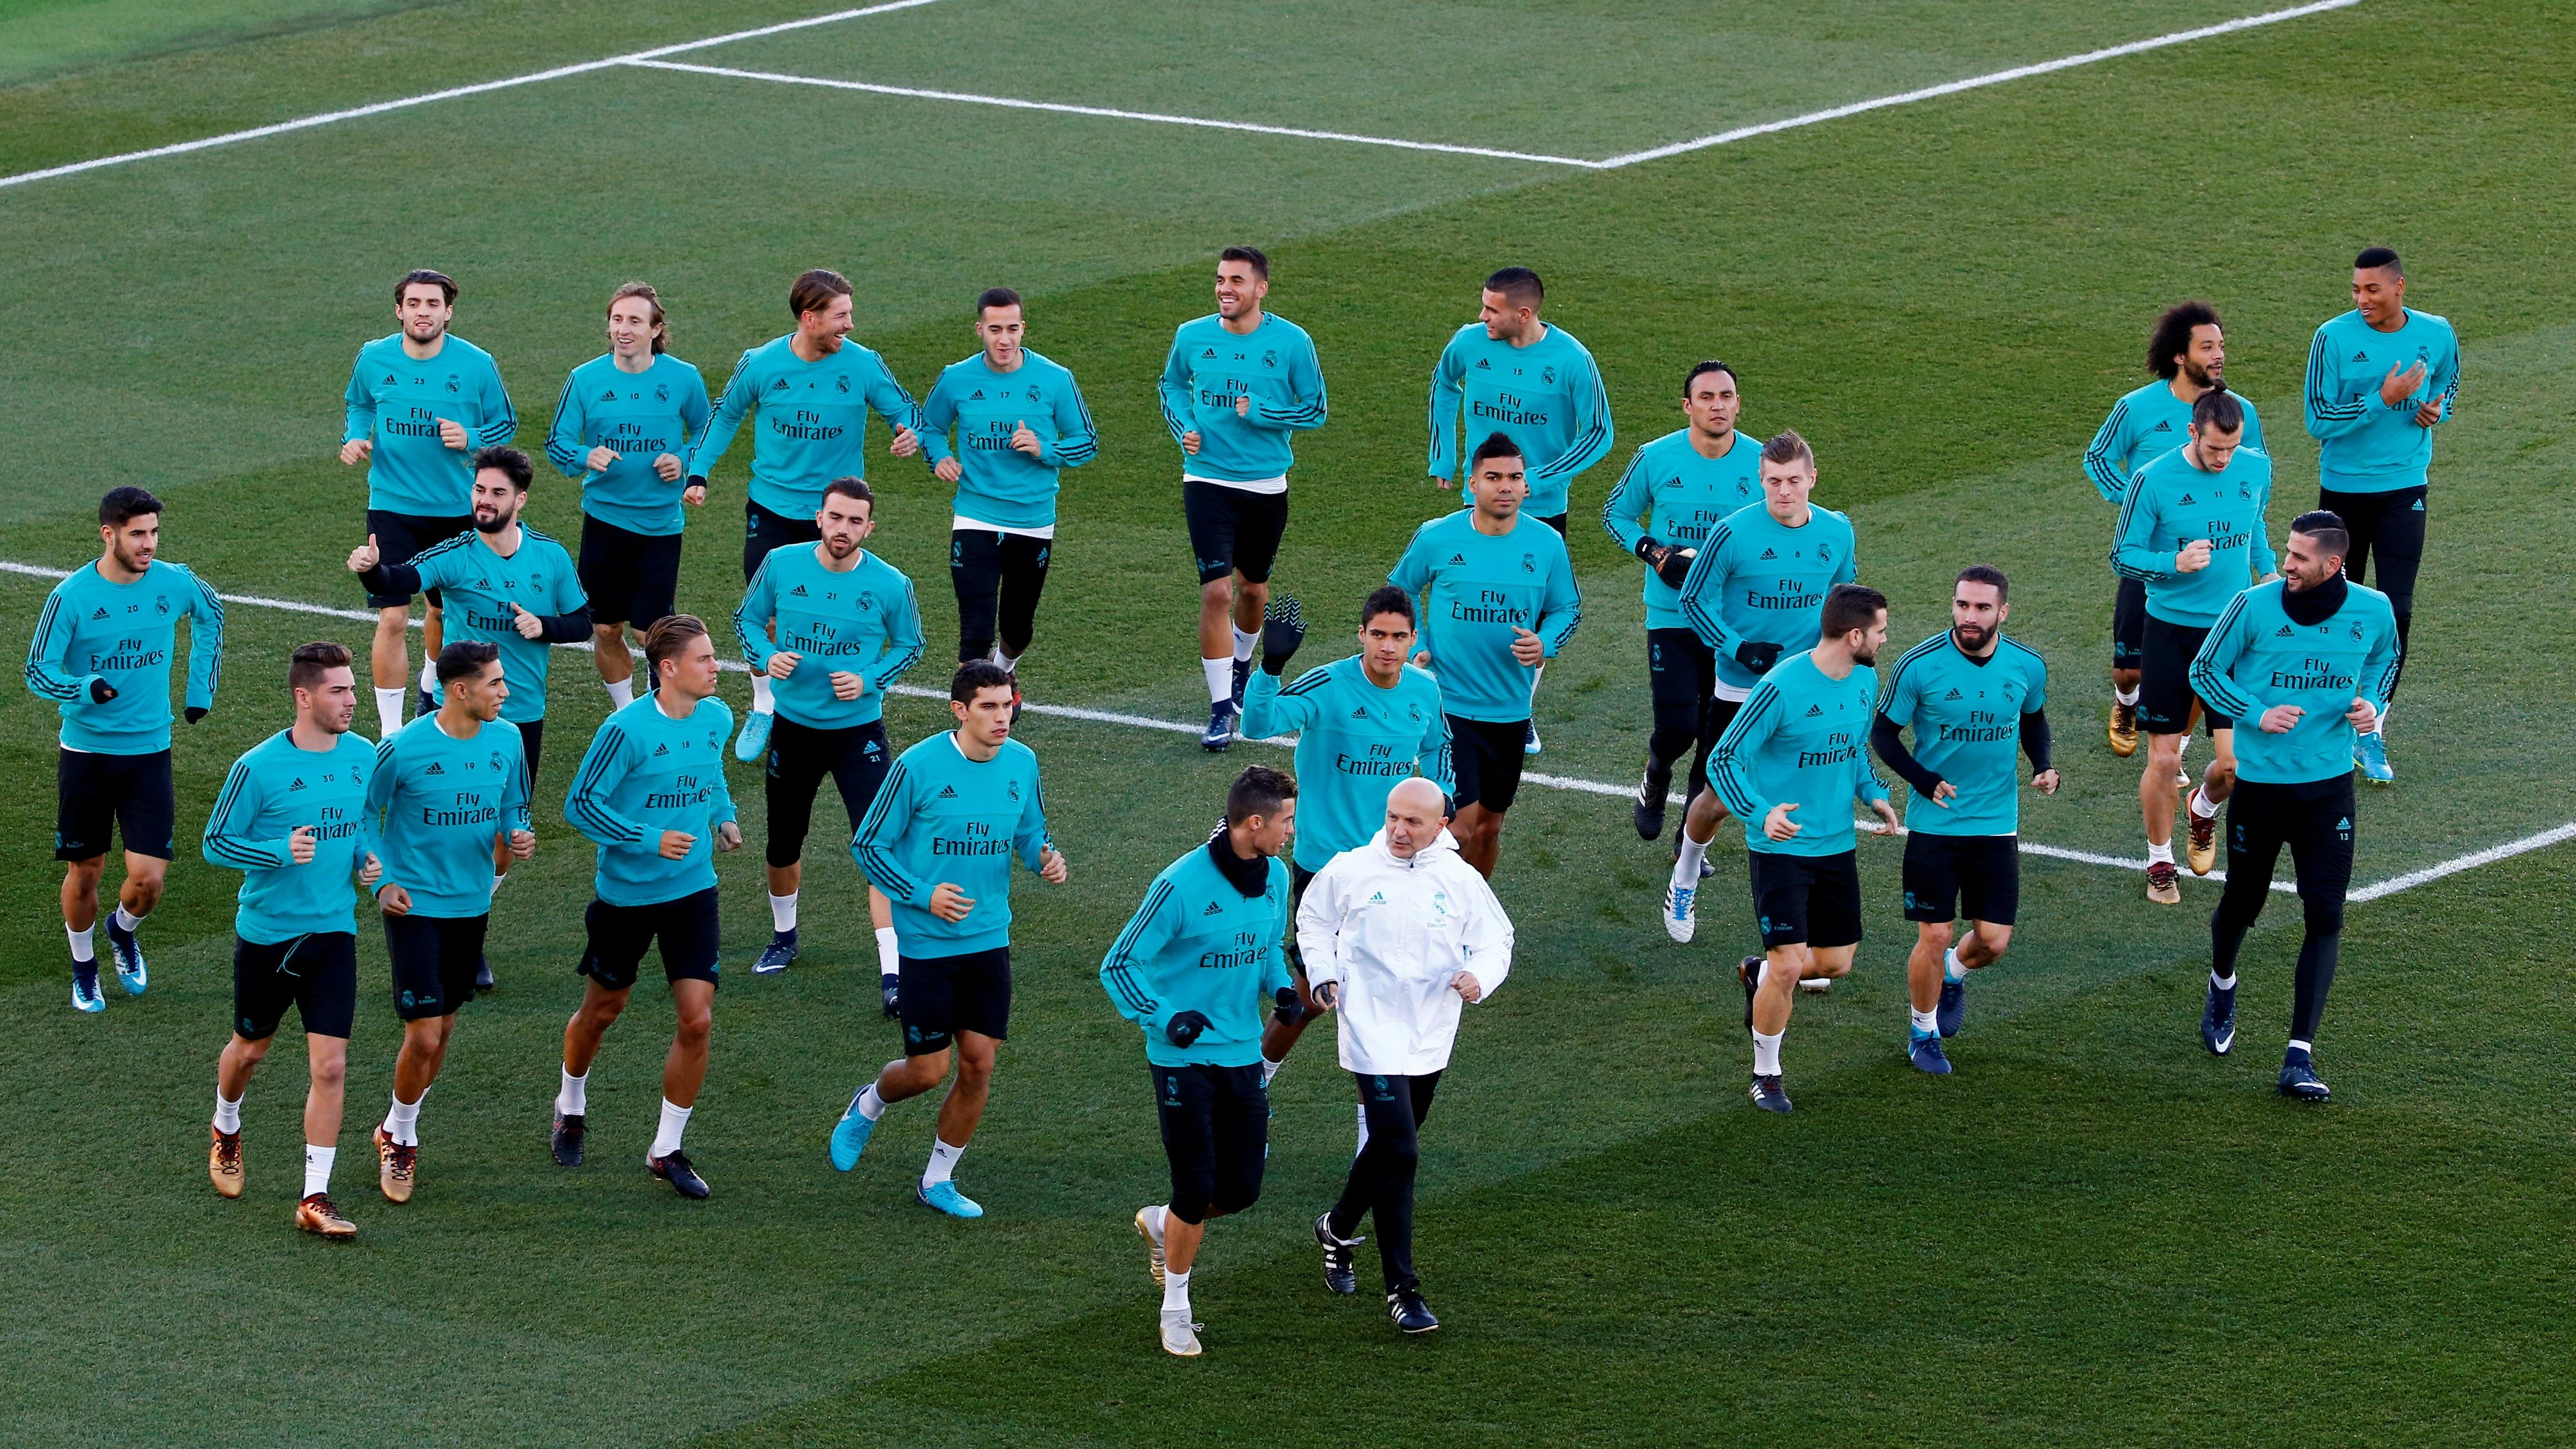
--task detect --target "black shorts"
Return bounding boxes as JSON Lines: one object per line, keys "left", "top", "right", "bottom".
{"left": 1446, "top": 715, "right": 1529, "bottom": 814}
{"left": 2225, "top": 775, "right": 2357, "bottom": 906}
{"left": 383, "top": 911, "right": 488, "bottom": 1021}
{"left": 1748, "top": 848, "right": 1863, "bottom": 950}
{"left": 1646, "top": 628, "right": 1717, "bottom": 716}
{"left": 56, "top": 748, "right": 176, "bottom": 862}
{"left": 518, "top": 719, "right": 544, "bottom": 782}
{"left": 579, "top": 514, "right": 682, "bottom": 628}
{"left": 232, "top": 932, "right": 358, "bottom": 1041}
{"left": 1533, "top": 512, "right": 1569, "bottom": 538}
{"left": 364, "top": 509, "right": 475, "bottom": 609}
{"left": 578, "top": 887, "right": 723, "bottom": 992}
{"left": 1901, "top": 832, "right": 2020, "bottom": 926}
{"left": 744, "top": 498, "right": 822, "bottom": 583}
{"left": 1152, "top": 1060, "right": 1270, "bottom": 1226}
{"left": 764, "top": 717, "right": 890, "bottom": 867}
{"left": 2138, "top": 615, "right": 2230, "bottom": 736}
{"left": 899, "top": 946, "right": 1011, "bottom": 1056}
{"left": 2112, "top": 575, "right": 2149, "bottom": 670}
{"left": 2317, "top": 484, "right": 2426, "bottom": 614}
{"left": 1182, "top": 480, "right": 1288, "bottom": 585}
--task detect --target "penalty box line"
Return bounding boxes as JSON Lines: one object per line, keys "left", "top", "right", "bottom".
{"left": 5, "top": 557, "right": 2553, "bottom": 905}
{"left": 0, "top": 0, "right": 2367, "bottom": 190}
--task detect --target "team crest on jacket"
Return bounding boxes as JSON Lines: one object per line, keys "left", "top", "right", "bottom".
{"left": 1542, "top": 366, "right": 1556, "bottom": 384}
{"left": 1521, "top": 553, "right": 1536, "bottom": 574}
{"left": 835, "top": 376, "right": 851, "bottom": 393}
{"left": 1025, "top": 384, "right": 1042, "bottom": 403}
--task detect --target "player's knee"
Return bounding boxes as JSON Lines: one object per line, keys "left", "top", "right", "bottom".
{"left": 1915, "top": 921, "right": 1954, "bottom": 953}
{"left": 673, "top": 1007, "right": 712, "bottom": 1045}
{"left": 1212, "top": 1176, "right": 1261, "bottom": 1217}
{"left": 1975, "top": 923, "right": 2012, "bottom": 958}
{"left": 2302, "top": 898, "right": 2345, "bottom": 938}
{"left": 310, "top": 1054, "right": 346, "bottom": 1092}
{"left": 1166, "top": 1183, "right": 1213, "bottom": 1226}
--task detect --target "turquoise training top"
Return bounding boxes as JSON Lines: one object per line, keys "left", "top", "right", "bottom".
{"left": 544, "top": 352, "right": 713, "bottom": 536}
{"left": 343, "top": 333, "right": 517, "bottom": 516}
{"left": 2190, "top": 580, "right": 2401, "bottom": 784}
{"left": 1099, "top": 841, "right": 1294, "bottom": 1068}
{"left": 368, "top": 713, "right": 530, "bottom": 919}
{"left": 2303, "top": 307, "right": 2461, "bottom": 493}
{"left": 2111, "top": 444, "right": 2277, "bottom": 628}
{"left": 1599, "top": 428, "right": 1765, "bottom": 630}
{"left": 1675, "top": 500, "right": 1859, "bottom": 694}
{"left": 1426, "top": 321, "right": 1612, "bottom": 519}
{"left": 1156, "top": 312, "right": 1328, "bottom": 483}
{"left": 916, "top": 349, "right": 1100, "bottom": 531}
{"left": 1388, "top": 510, "right": 1582, "bottom": 724}
{"left": 1240, "top": 656, "right": 1454, "bottom": 871}
{"left": 563, "top": 692, "right": 739, "bottom": 907}
{"left": 2082, "top": 381, "right": 2265, "bottom": 505}
{"left": 732, "top": 544, "right": 925, "bottom": 731}
{"left": 1706, "top": 650, "right": 1890, "bottom": 858}
{"left": 381, "top": 527, "right": 587, "bottom": 724}
{"left": 688, "top": 333, "right": 926, "bottom": 519}
{"left": 203, "top": 729, "right": 380, "bottom": 943}
{"left": 852, "top": 732, "right": 1053, "bottom": 958}
{"left": 1876, "top": 630, "right": 2049, "bottom": 837}
{"left": 23, "top": 558, "right": 225, "bottom": 754}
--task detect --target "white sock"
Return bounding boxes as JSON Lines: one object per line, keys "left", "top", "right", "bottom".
{"left": 1163, "top": 1267, "right": 1192, "bottom": 1313}
{"left": 1143, "top": 1203, "right": 1168, "bottom": 1244}
{"left": 488, "top": 872, "right": 504, "bottom": 898}
{"left": 67, "top": 924, "right": 94, "bottom": 963}
{"left": 1201, "top": 656, "right": 1234, "bottom": 704}
{"left": 1529, "top": 663, "right": 1546, "bottom": 703}
{"left": 997, "top": 647, "right": 1022, "bottom": 673}
{"left": 1752, "top": 1029, "right": 1784, "bottom": 1076}
{"left": 604, "top": 676, "right": 634, "bottom": 708}
{"left": 650, "top": 1098, "right": 692, "bottom": 1159}
{"left": 1355, "top": 1100, "right": 1370, "bottom": 1156}
{"left": 1231, "top": 627, "right": 1257, "bottom": 663}
{"left": 1944, "top": 947, "right": 1966, "bottom": 982}
{"left": 384, "top": 1091, "right": 422, "bottom": 1147}
{"left": 2147, "top": 841, "right": 2174, "bottom": 867}
{"left": 875, "top": 926, "right": 899, "bottom": 977}
{"left": 1672, "top": 835, "right": 1710, "bottom": 889}
{"left": 112, "top": 903, "right": 142, "bottom": 932}
{"left": 2288, "top": 1038, "right": 2312, "bottom": 1054}
{"left": 750, "top": 674, "right": 775, "bottom": 714}
{"left": 2177, "top": 735, "right": 2192, "bottom": 763}
{"left": 303, "top": 1143, "right": 335, "bottom": 1197}
{"left": 420, "top": 658, "right": 438, "bottom": 694}
{"left": 856, "top": 1083, "right": 888, "bottom": 1122}
{"left": 922, "top": 1136, "right": 964, "bottom": 1187}
{"left": 2210, "top": 970, "right": 2237, "bottom": 991}
{"left": 1260, "top": 1056, "right": 1283, "bottom": 1088}
{"left": 556, "top": 1068, "right": 587, "bottom": 1116}
{"left": 373, "top": 687, "right": 406, "bottom": 736}
{"left": 2368, "top": 704, "right": 2390, "bottom": 735}
{"left": 2190, "top": 787, "right": 2221, "bottom": 820}
{"left": 1909, "top": 1008, "right": 1938, "bottom": 1035}
{"left": 769, "top": 892, "right": 798, "bottom": 933}
{"left": 2114, "top": 685, "right": 2140, "bottom": 705}
{"left": 214, "top": 1090, "right": 243, "bottom": 1134}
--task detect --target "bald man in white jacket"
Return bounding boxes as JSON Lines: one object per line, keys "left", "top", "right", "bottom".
{"left": 1299, "top": 776, "right": 1512, "bottom": 1335}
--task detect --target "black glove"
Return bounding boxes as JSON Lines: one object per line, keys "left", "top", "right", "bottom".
{"left": 1260, "top": 593, "right": 1305, "bottom": 676}
{"left": 685, "top": 474, "right": 708, "bottom": 491}
{"left": 1165, "top": 1010, "right": 1213, "bottom": 1048}
{"left": 1735, "top": 639, "right": 1784, "bottom": 674}
{"left": 879, "top": 972, "right": 900, "bottom": 1020}
{"left": 87, "top": 678, "right": 117, "bottom": 704}
{"left": 185, "top": 706, "right": 208, "bottom": 724}
{"left": 1632, "top": 537, "right": 1663, "bottom": 564}
{"left": 1272, "top": 985, "right": 1301, "bottom": 1025}
{"left": 1653, "top": 547, "right": 1696, "bottom": 588}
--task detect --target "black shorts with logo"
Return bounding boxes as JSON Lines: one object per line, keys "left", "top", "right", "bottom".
{"left": 1748, "top": 848, "right": 1864, "bottom": 951}
{"left": 764, "top": 717, "right": 891, "bottom": 867}
{"left": 1182, "top": 480, "right": 1288, "bottom": 585}
{"left": 384, "top": 911, "right": 488, "bottom": 1021}
{"left": 2138, "top": 615, "right": 2229, "bottom": 736}
{"left": 1901, "top": 832, "right": 2020, "bottom": 926}
{"left": 899, "top": 946, "right": 1012, "bottom": 1056}
{"left": 1152, "top": 1060, "right": 1270, "bottom": 1226}
{"left": 233, "top": 931, "right": 358, "bottom": 1041}
{"left": 579, "top": 514, "right": 683, "bottom": 628}
{"left": 56, "top": 747, "right": 176, "bottom": 862}
{"left": 364, "top": 509, "right": 476, "bottom": 609}
{"left": 2111, "top": 575, "right": 2149, "bottom": 670}
{"left": 1446, "top": 715, "right": 1529, "bottom": 813}
{"left": 2225, "top": 775, "right": 2357, "bottom": 907}
{"left": 578, "top": 887, "right": 723, "bottom": 991}
{"left": 744, "top": 498, "right": 823, "bottom": 584}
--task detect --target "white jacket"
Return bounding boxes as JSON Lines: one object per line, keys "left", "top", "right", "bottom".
{"left": 1296, "top": 828, "right": 1513, "bottom": 1076}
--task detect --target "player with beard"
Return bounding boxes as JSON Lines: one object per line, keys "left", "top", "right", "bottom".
{"left": 341, "top": 269, "right": 518, "bottom": 737}
{"left": 2082, "top": 301, "right": 2262, "bottom": 761}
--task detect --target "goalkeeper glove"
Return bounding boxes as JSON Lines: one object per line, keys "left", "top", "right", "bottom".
{"left": 1653, "top": 547, "right": 1696, "bottom": 588}
{"left": 1260, "top": 593, "right": 1305, "bottom": 676}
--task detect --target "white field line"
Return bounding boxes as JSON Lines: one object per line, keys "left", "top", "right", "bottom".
{"left": 8, "top": 558, "right": 2550, "bottom": 904}
{"left": 1591, "top": 0, "right": 2366, "bottom": 168}
{"left": 0, "top": 0, "right": 2366, "bottom": 190}
{"left": 0, "top": 0, "right": 952, "bottom": 191}
{"left": 624, "top": 60, "right": 1596, "bottom": 167}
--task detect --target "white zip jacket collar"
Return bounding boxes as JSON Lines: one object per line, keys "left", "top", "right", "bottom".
{"left": 1295, "top": 828, "right": 1514, "bottom": 1076}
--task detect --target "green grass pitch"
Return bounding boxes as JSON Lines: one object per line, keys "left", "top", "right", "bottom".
{"left": 3, "top": 1, "right": 2574, "bottom": 1442}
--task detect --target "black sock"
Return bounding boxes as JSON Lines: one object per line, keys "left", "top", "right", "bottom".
{"left": 2289, "top": 931, "right": 2340, "bottom": 1045}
